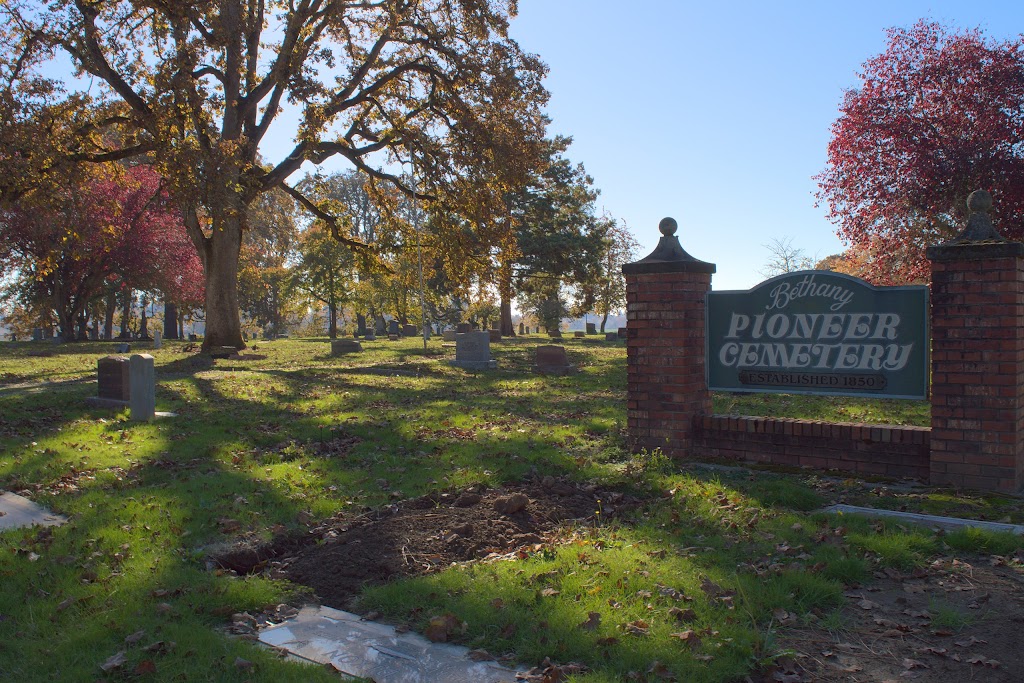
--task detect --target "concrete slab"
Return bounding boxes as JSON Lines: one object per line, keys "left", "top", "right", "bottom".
{"left": 0, "top": 491, "right": 67, "bottom": 531}
{"left": 259, "top": 606, "right": 522, "bottom": 682}
{"left": 822, "top": 504, "right": 1024, "bottom": 535}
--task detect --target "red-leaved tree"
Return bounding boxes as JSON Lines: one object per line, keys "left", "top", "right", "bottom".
{"left": 0, "top": 165, "right": 202, "bottom": 341}
{"left": 816, "top": 20, "right": 1024, "bottom": 284}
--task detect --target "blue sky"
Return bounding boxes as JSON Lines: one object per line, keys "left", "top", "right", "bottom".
{"left": 507, "top": 1, "right": 1024, "bottom": 289}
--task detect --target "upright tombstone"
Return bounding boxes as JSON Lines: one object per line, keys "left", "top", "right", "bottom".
{"left": 331, "top": 339, "right": 363, "bottom": 355}
{"left": 586, "top": 323, "right": 597, "bottom": 335}
{"left": 927, "top": 191, "right": 1024, "bottom": 493}
{"left": 449, "top": 331, "right": 496, "bottom": 370}
{"left": 153, "top": 330, "right": 162, "bottom": 349}
{"left": 488, "top": 329, "right": 501, "bottom": 343}
{"left": 617, "top": 327, "right": 628, "bottom": 339}
{"left": 97, "top": 356, "right": 131, "bottom": 402}
{"left": 456, "top": 322, "right": 472, "bottom": 333}
{"left": 533, "top": 345, "right": 577, "bottom": 376}
{"left": 574, "top": 331, "right": 585, "bottom": 338}
{"left": 129, "top": 354, "right": 156, "bottom": 421}
{"left": 548, "top": 329, "right": 562, "bottom": 338}
{"left": 443, "top": 330, "right": 457, "bottom": 342}
{"left": 388, "top": 320, "right": 401, "bottom": 336}
{"left": 605, "top": 332, "right": 618, "bottom": 341}
{"left": 32, "top": 328, "right": 42, "bottom": 342}
{"left": 622, "top": 218, "right": 715, "bottom": 457}
{"left": 403, "top": 324, "right": 417, "bottom": 337}
{"left": 519, "top": 322, "right": 525, "bottom": 335}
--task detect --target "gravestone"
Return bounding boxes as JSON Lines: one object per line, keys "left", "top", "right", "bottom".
{"left": 548, "top": 329, "right": 562, "bottom": 338}
{"left": 331, "top": 339, "right": 363, "bottom": 355}
{"left": 443, "top": 330, "right": 457, "bottom": 342}
{"left": 364, "top": 333, "right": 377, "bottom": 341}
{"left": 574, "top": 331, "right": 585, "bottom": 338}
{"left": 403, "top": 324, "right": 417, "bottom": 337}
{"left": 32, "top": 328, "right": 42, "bottom": 341}
{"left": 532, "top": 345, "right": 577, "bottom": 376}
{"left": 115, "top": 342, "right": 131, "bottom": 353}
{"left": 456, "top": 322, "right": 472, "bottom": 333}
{"left": 450, "top": 331, "right": 496, "bottom": 370}
{"left": 586, "top": 323, "right": 596, "bottom": 335}
{"left": 97, "top": 356, "right": 131, "bottom": 402}
{"left": 153, "top": 330, "right": 162, "bottom": 349}
{"left": 617, "top": 327, "right": 628, "bottom": 339}
{"left": 388, "top": 334, "right": 400, "bottom": 341}
{"left": 605, "top": 332, "right": 618, "bottom": 341}
{"left": 535, "top": 327, "right": 540, "bottom": 334}
{"left": 388, "top": 320, "right": 401, "bottom": 336}
{"left": 519, "top": 322, "right": 525, "bottom": 335}
{"left": 129, "top": 354, "right": 156, "bottom": 421}
{"left": 489, "top": 329, "right": 501, "bottom": 343}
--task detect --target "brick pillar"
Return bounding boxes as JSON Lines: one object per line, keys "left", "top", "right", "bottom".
{"left": 927, "top": 191, "right": 1024, "bottom": 493}
{"left": 622, "top": 218, "right": 716, "bottom": 457}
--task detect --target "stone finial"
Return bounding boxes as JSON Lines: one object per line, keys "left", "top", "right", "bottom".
{"left": 952, "top": 190, "right": 1003, "bottom": 242}
{"left": 621, "top": 217, "right": 716, "bottom": 275}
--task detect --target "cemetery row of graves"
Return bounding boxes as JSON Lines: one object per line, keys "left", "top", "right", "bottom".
{"left": 2, "top": 334, "right": 1023, "bottom": 681}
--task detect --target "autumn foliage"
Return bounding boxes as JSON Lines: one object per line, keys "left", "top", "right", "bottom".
{"left": 0, "top": 165, "right": 202, "bottom": 340}
{"left": 816, "top": 20, "right": 1024, "bottom": 284}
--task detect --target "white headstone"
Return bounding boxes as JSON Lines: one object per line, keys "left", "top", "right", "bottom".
{"left": 129, "top": 354, "right": 156, "bottom": 421}
{"left": 153, "top": 330, "right": 162, "bottom": 349}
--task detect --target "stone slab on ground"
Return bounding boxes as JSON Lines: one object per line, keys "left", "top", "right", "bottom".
{"left": 0, "top": 491, "right": 67, "bottom": 531}
{"left": 822, "top": 504, "right": 1024, "bottom": 535}
{"left": 259, "top": 605, "right": 521, "bottom": 683}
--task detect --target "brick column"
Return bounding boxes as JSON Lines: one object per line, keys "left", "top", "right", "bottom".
{"left": 622, "top": 218, "right": 716, "bottom": 457}
{"left": 927, "top": 191, "right": 1024, "bottom": 493}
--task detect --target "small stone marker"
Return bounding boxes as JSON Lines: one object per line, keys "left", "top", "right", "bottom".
{"left": 331, "top": 339, "right": 363, "bottom": 355}
{"left": 388, "top": 334, "right": 400, "bottom": 341}
{"left": 443, "top": 330, "right": 457, "bottom": 342}
{"left": 532, "top": 345, "right": 577, "bottom": 376}
{"left": 605, "top": 332, "right": 618, "bottom": 341}
{"left": 450, "top": 331, "right": 496, "bottom": 370}
{"left": 574, "top": 331, "right": 585, "bottom": 338}
{"left": 586, "top": 323, "right": 596, "bottom": 335}
{"left": 548, "top": 329, "right": 562, "bottom": 338}
{"left": 488, "top": 329, "right": 501, "bottom": 343}
{"left": 153, "top": 330, "right": 162, "bottom": 349}
{"left": 129, "top": 354, "right": 156, "bottom": 421}
{"left": 617, "top": 326, "right": 628, "bottom": 339}
{"left": 456, "top": 322, "right": 472, "bottom": 333}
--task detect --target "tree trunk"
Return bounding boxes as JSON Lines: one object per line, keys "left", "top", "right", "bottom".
{"left": 164, "top": 302, "right": 179, "bottom": 339}
{"left": 328, "top": 302, "right": 338, "bottom": 339}
{"left": 139, "top": 297, "right": 150, "bottom": 340}
{"left": 600, "top": 311, "right": 609, "bottom": 334}
{"left": 104, "top": 288, "right": 116, "bottom": 340}
{"left": 498, "top": 262, "right": 515, "bottom": 336}
{"left": 200, "top": 215, "right": 245, "bottom": 351}
{"left": 119, "top": 289, "right": 132, "bottom": 339}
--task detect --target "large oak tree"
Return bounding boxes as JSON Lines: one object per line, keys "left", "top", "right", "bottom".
{"left": 0, "top": 0, "right": 548, "bottom": 349}
{"left": 816, "top": 20, "right": 1024, "bottom": 284}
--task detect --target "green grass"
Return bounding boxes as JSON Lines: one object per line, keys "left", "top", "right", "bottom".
{"left": 0, "top": 335, "right": 1021, "bottom": 681}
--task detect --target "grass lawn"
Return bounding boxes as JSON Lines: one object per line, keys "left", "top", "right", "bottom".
{"left": 0, "top": 336, "right": 1021, "bottom": 682}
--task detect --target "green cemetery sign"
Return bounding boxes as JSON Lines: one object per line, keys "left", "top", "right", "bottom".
{"left": 706, "top": 271, "right": 928, "bottom": 399}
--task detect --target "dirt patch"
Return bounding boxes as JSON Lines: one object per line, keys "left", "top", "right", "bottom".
{"left": 213, "top": 478, "right": 637, "bottom": 610}
{"left": 763, "top": 558, "right": 1024, "bottom": 683}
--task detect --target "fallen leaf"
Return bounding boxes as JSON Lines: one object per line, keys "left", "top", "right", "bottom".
{"left": 858, "top": 598, "right": 879, "bottom": 610}
{"left": 902, "top": 658, "right": 928, "bottom": 670}
{"left": 647, "top": 660, "right": 676, "bottom": 680}
{"left": 954, "top": 636, "right": 988, "bottom": 647}
{"left": 540, "top": 588, "right": 560, "bottom": 598}
{"left": 670, "top": 630, "right": 700, "bottom": 647}
{"left": 234, "top": 657, "right": 253, "bottom": 670}
{"left": 467, "top": 649, "right": 495, "bottom": 662}
{"left": 624, "top": 620, "right": 649, "bottom": 636}
{"left": 124, "top": 630, "right": 146, "bottom": 646}
{"left": 668, "top": 607, "right": 696, "bottom": 623}
{"left": 134, "top": 659, "right": 156, "bottom": 675}
{"left": 100, "top": 651, "right": 127, "bottom": 672}
{"left": 579, "top": 612, "right": 601, "bottom": 631}
{"left": 967, "top": 656, "right": 1000, "bottom": 668}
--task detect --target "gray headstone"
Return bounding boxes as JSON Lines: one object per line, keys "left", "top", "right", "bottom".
{"left": 574, "top": 331, "right": 585, "bottom": 338}
{"left": 548, "top": 329, "right": 562, "bottom": 339}
{"left": 617, "top": 327, "right": 628, "bottom": 339}
{"left": 32, "top": 328, "right": 42, "bottom": 341}
{"left": 456, "top": 322, "right": 472, "bottom": 333}
{"left": 129, "top": 354, "right": 156, "bottom": 422}
{"left": 402, "top": 324, "right": 417, "bottom": 337}
{"left": 586, "top": 323, "right": 597, "bottom": 335}
{"left": 153, "top": 330, "right": 162, "bottom": 349}
{"left": 519, "top": 323, "right": 525, "bottom": 335}
{"left": 388, "top": 320, "right": 401, "bottom": 336}
{"left": 450, "top": 331, "right": 496, "bottom": 370}
{"left": 488, "top": 329, "right": 501, "bottom": 343}
{"left": 443, "top": 330, "right": 457, "bottom": 342}
{"left": 331, "top": 339, "right": 363, "bottom": 355}
{"left": 605, "top": 332, "right": 618, "bottom": 341}
{"left": 115, "top": 342, "right": 131, "bottom": 353}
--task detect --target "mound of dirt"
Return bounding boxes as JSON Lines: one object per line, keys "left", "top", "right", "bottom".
{"left": 213, "top": 478, "right": 639, "bottom": 609}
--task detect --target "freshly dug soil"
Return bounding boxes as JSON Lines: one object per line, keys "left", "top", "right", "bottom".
{"left": 214, "top": 477, "right": 638, "bottom": 609}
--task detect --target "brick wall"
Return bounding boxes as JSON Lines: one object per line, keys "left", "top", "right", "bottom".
{"left": 692, "top": 415, "right": 931, "bottom": 480}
